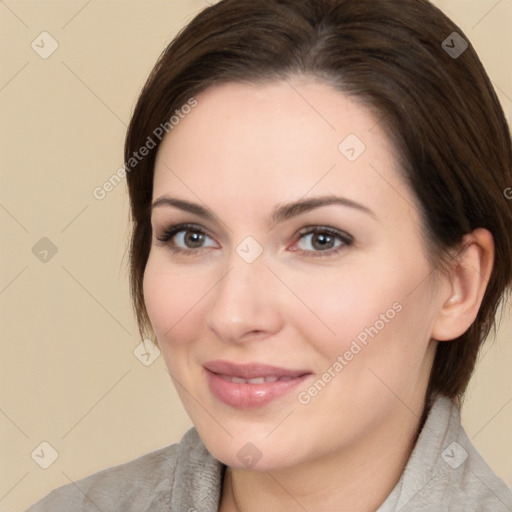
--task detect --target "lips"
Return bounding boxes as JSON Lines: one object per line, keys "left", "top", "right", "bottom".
{"left": 203, "top": 360, "right": 312, "bottom": 408}
{"left": 203, "top": 360, "right": 310, "bottom": 379}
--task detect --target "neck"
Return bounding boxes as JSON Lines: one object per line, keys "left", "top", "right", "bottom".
{"left": 220, "top": 397, "right": 428, "bottom": 512}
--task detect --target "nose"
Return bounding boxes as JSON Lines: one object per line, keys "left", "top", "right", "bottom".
{"left": 205, "top": 249, "right": 283, "bottom": 344}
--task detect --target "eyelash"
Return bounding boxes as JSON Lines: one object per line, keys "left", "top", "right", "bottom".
{"left": 156, "top": 223, "right": 353, "bottom": 258}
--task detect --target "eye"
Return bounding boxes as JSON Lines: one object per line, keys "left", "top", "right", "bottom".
{"left": 292, "top": 226, "right": 353, "bottom": 258}
{"left": 155, "top": 223, "right": 353, "bottom": 258}
{"left": 156, "top": 223, "right": 216, "bottom": 255}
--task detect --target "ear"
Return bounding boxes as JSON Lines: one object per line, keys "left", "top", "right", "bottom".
{"left": 431, "top": 228, "right": 494, "bottom": 342}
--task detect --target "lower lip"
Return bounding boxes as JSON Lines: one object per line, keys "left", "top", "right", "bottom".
{"left": 205, "top": 369, "right": 310, "bottom": 408}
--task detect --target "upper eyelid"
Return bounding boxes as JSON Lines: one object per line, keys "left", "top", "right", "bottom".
{"left": 150, "top": 201, "right": 370, "bottom": 236}
{"left": 155, "top": 222, "right": 348, "bottom": 235}
{"left": 156, "top": 222, "right": 214, "bottom": 239}
{"left": 156, "top": 223, "right": 352, "bottom": 246}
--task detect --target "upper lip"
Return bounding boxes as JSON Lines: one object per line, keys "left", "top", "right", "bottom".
{"left": 204, "top": 360, "right": 311, "bottom": 379}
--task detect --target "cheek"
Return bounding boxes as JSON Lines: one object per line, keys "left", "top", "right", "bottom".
{"left": 291, "top": 248, "right": 433, "bottom": 368}
{"left": 143, "top": 233, "right": 433, "bottom": 363}
{"left": 288, "top": 262, "right": 400, "bottom": 345}
{"left": 142, "top": 254, "right": 209, "bottom": 348}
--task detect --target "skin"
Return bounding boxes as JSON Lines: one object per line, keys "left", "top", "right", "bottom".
{"left": 143, "top": 78, "right": 494, "bottom": 511}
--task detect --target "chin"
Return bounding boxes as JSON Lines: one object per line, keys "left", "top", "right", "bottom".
{"left": 197, "top": 424, "right": 305, "bottom": 472}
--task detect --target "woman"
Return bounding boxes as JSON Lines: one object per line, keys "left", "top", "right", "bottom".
{"left": 26, "top": 0, "right": 512, "bottom": 510}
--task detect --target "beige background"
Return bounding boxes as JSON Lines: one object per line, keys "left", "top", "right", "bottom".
{"left": 0, "top": 1, "right": 511, "bottom": 510}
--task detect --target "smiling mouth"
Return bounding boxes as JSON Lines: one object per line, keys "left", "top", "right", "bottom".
{"left": 203, "top": 360, "right": 312, "bottom": 408}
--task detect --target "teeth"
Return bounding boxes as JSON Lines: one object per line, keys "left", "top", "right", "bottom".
{"left": 247, "top": 377, "right": 266, "bottom": 384}
{"left": 224, "top": 375, "right": 282, "bottom": 384}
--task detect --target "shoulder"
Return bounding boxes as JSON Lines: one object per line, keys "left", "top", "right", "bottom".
{"left": 388, "top": 395, "right": 512, "bottom": 511}
{"left": 24, "top": 427, "right": 212, "bottom": 512}
{"left": 442, "top": 410, "right": 512, "bottom": 511}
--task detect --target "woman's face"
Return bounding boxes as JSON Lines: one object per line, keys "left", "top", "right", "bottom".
{"left": 144, "top": 79, "right": 444, "bottom": 470}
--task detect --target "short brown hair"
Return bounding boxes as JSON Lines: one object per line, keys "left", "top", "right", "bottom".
{"left": 124, "top": 0, "right": 512, "bottom": 402}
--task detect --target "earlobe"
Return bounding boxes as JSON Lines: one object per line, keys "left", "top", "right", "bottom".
{"left": 431, "top": 228, "right": 494, "bottom": 342}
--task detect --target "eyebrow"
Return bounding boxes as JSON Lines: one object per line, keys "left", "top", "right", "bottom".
{"left": 151, "top": 194, "right": 376, "bottom": 225}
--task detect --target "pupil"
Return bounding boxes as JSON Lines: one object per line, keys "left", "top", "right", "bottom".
{"left": 186, "top": 231, "right": 204, "bottom": 247}
{"left": 314, "top": 233, "right": 332, "bottom": 250}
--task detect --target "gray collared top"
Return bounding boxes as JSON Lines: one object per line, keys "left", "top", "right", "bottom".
{"left": 25, "top": 395, "right": 512, "bottom": 511}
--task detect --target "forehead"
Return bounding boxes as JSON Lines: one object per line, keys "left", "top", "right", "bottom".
{"left": 152, "top": 78, "right": 412, "bottom": 219}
